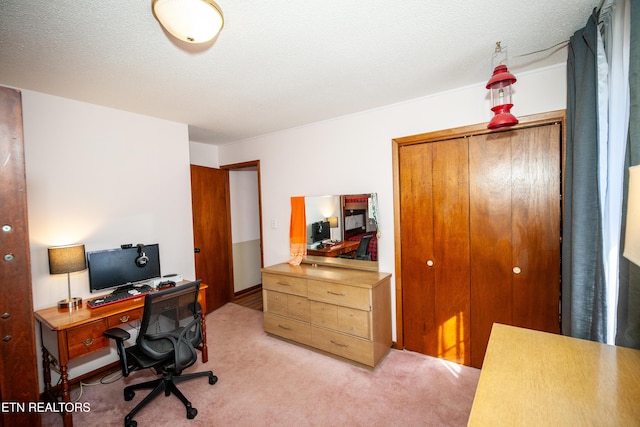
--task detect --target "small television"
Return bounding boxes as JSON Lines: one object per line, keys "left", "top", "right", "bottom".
{"left": 311, "top": 221, "right": 331, "bottom": 243}
{"left": 87, "top": 244, "right": 161, "bottom": 293}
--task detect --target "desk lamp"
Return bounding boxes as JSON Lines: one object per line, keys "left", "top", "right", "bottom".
{"left": 326, "top": 216, "right": 339, "bottom": 241}
{"left": 48, "top": 244, "right": 86, "bottom": 309}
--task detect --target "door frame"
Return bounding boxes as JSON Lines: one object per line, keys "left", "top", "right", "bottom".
{"left": 391, "top": 110, "right": 566, "bottom": 349}
{"left": 220, "top": 160, "right": 264, "bottom": 298}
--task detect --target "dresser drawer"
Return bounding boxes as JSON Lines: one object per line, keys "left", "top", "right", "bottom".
{"left": 67, "top": 319, "right": 110, "bottom": 359}
{"left": 307, "top": 280, "right": 371, "bottom": 311}
{"left": 107, "top": 308, "right": 144, "bottom": 328}
{"left": 264, "top": 290, "right": 288, "bottom": 316}
{"left": 263, "top": 273, "right": 307, "bottom": 297}
{"left": 337, "top": 307, "right": 370, "bottom": 339}
{"left": 288, "top": 294, "right": 310, "bottom": 322}
{"left": 311, "top": 326, "right": 374, "bottom": 367}
{"left": 264, "top": 313, "right": 311, "bottom": 345}
{"left": 310, "top": 301, "right": 337, "bottom": 329}
{"left": 265, "top": 290, "right": 310, "bottom": 322}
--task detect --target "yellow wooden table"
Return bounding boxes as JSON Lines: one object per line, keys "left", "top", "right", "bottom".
{"left": 468, "top": 323, "right": 640, "bottom": 426}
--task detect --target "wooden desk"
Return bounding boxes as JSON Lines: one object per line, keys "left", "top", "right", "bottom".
{"left": 306, "top": 240, "right": 359, "bottom": 257}
{"left": 468, "top": 323, "right": 640, "bottom": 426}
{"left": 34, "top": 281, "right": 208, "bottom": 427}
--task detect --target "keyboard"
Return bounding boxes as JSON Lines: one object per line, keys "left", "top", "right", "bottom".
{"left": 87, "top": 286, "right": 153, "bottom": 309}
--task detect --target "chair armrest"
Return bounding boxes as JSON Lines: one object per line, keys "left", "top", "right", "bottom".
{"left": 104, "top": 327, "right": 132, "bottom": 377}
{"left": 104, "top": 327, "right": 131, "bottom": 341}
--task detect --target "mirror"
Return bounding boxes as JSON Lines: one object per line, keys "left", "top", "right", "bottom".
{"left": 303, "top": 193, "right": 378, "bottom": 267}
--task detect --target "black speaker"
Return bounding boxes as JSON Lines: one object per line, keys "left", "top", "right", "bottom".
{"left": 135, "top": 244, "right": 149, "bottom": 267}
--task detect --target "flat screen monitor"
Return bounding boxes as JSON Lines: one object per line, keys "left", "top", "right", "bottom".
{"left": 312, "top": 221, "right": 331, "bottom": 243}
{"left": 87, "top": 244, "right": 161, "bottom": 293}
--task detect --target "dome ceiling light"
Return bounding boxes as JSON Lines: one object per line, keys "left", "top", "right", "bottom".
{"left": 152, "top": 0, "right": 224, "bottom": 44}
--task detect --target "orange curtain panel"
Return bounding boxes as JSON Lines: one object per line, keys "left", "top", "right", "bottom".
{"left": 289, "top": 196, "right": 307, "bottom": 265}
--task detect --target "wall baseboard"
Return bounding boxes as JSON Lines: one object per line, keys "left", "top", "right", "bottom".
{"left": 234, "top": 284, "right": 262, "bottom": 298}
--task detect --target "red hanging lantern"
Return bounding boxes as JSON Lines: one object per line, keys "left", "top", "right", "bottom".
{"left": 486, "top": 64, "right": 518, "bottom": 129}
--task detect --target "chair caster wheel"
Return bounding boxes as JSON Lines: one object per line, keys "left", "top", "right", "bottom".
{"left": 209, "top": 375, "right": 218, "bottom": 385}
{"left": 187, "top": 407, "right": 198, "bottom": 419}
{"left": 124, "top": 389, "right": 135, "bottom": 401}
{"left": 125, "top": 419, "right": 137, "bottom": 427}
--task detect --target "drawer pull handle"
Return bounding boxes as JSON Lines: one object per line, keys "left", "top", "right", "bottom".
{"left": 278, "top": 324, "right": 291, "bottom": 330}
{"left": 327, "top": 291, "right": 346, "bottom": 296}
{"left": 119, "top": 315, "right": 130, "bottom": 323}
{"left": 82, "top": 338, "right": 95, "bottom": 347}
{"left": 276, "top": 281, "right": 291, "bottom": 286}
{"left": 3, "top": 335, "right": 12, "bottom": 342}
{"left": 330, "top": 340, "right": 348, "bottom": 348}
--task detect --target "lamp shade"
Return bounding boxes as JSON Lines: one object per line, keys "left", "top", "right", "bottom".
{"left": 48, "top": 245, "right": 87, "bottom": 275}
{"left": 327, "top": 217, "right": 339, "bottom": 228}
{"left": 624, "top": 165, "right": 640, "bottom": 265}
{"left": 152, "top": 0, "right": 224, "bottom": 43}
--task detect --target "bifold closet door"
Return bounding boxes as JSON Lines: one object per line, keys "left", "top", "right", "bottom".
{"left": 468, "top": 124, "right": 561, "bottom": 368}
{"left": 400, "top": 137, "right": 471, "bottom": 365}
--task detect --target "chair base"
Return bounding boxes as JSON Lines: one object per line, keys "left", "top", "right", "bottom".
{"left": 123, "top": 370, "right": 217, "bottom": 427}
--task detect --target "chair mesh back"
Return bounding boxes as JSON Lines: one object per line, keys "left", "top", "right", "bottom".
{"left": 355, "top": 235, "right": 373, "bottom": 257}
{"left": 137, "top": 280, "right": 202, "bottom": 371}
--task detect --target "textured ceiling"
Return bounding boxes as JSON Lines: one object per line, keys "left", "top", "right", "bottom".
{"left": 0, "top": 0, "right": 599, "bottom": 145}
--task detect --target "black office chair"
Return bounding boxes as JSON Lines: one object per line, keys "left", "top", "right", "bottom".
{"left": 104, "top": 280, "right": 217, "bottom": 427}
{"left": 338, "top": 234, "right": 373, "bottom": 261}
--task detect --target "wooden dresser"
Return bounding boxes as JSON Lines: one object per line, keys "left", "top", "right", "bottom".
{"left": 262, "top": 258, "right": 392, "bottom": 367}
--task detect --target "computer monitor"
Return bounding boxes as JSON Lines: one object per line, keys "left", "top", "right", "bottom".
{"left": 311, "top": 221, "right": 331, "bottom": 243}
{"left": 87, "top": 244, "right": 161, "bottom": 293}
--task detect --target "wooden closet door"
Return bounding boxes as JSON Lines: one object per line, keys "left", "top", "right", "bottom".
{"left": 510, "top": 124, "right": 561, "bottom": 333}
{"left": 469, "top": 132, "right": 513, "bottom": 368}
{"left": 469, "top": 124, "right": 561, "bottom": 368}
{"left": 400, "top": 138, "right": 471, "bottom": 365}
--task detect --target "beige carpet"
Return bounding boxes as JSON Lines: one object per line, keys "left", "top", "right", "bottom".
{"left": 42, "top": 303, "right": 480, "bottom": 426}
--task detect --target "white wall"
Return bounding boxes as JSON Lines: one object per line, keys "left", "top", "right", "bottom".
{"left": 189, "top": 140, "right": 220, "bottom": 168}
{"left": 191, "top": 63, "right": 568, "bottom": 341}
{"left": 22, "top": 90, "right": 196, "bottom": 390}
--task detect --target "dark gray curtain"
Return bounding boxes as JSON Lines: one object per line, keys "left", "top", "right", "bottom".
{"left": 563, "top": 10, "right": 608, "bottom": 342}
{"left": 617, "top": 0, "right": 640, "bottom": 349}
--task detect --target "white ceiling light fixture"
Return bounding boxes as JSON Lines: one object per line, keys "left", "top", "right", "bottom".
{"left": 152, "top": 0, "right": 224, "bottom": 44}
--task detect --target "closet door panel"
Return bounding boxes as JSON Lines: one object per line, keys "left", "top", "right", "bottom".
{"left": 469, "top": 132, "right": 513, "bottom": 368}
{"left": 431, "top": 139, "right": 470, "bottom": 365}
{"left": 400, "top": 138, "right": 471, "bottom": 364}
{"left": 400, "top": 143, "right": 436, "bottom": 355}
{"left": 511, "top": 124, "right": 561, "bottom": 333}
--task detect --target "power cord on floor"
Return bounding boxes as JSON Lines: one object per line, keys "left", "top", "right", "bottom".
{"left": 71, "top": 369, "right": 124, "bottom": 402}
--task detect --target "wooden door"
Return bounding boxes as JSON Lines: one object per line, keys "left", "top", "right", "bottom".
{"left": 400, "top": 137, "right": 471, "bottom": 365}
{"left": 469, "top": 124, "right": 561, "bottom": 368}
{"left": 468, "top": 131, "right": 514, "bottom": 368}
{"left": 190, "top": 165, "right": 233, "bottom": 313}
{"left": 0, "top": 87, "right": 41, "bottom": 426}
{"left": 510, "top": 124, "right": 561, "bottom": 334}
